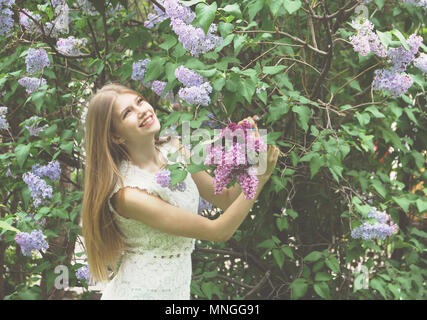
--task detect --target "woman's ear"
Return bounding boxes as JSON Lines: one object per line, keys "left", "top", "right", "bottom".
{"left": 112, "top": 135, "right": 125, "bottom": 145}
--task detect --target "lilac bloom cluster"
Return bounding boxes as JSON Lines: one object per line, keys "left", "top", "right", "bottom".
{"left": 198, "top": 197, "right": 213, "bottom": 214}
{"left": 57, "top": 36, "right": 88, "bottom": 56}
{"left": 174, "top": 66, "right": 213, "bottom": 106}
{"left": 144, "top": 2, "right": 168, "bottom": 29}
{"left": 171, "top": 18, "right": 223, "bottom": 57}
{"left": 178, "top": 82, "right": 213, "bottom": 106}
{"left": 351, "top": 208, "right": 399, "bottom": 240}
{"left": 22, "top": 160, "right": 60, "bottom": 207}
{"left": 349, "top": 19, "right": 387, "bottom": 57}
{"left": 18, "top": 77, "right": 47, "bottom": 94}
{"left": 400, "top": 0, "right": 427, "bottom": 8}
{"left": 74, "top": 0, "right": 98, "bottom": 16}
{"left": 175, "top": 66, "right": 205, "bottom": 87}
{"left": 0, "top": 106, "right": 9, "bottom": 130}
{"left": 19, "top": 9, "right": 41, "bottom": 31}
{"left": 155, "top": 169, "right": 186, "bottom": 192}
{"left": 0, "top": 0, "right": 15, "bottom": 37}
{"left": 76, "top": 265, "right": 91, "bottom": 282}
{"left": 25, "top": 116, "right": 49, "bottom": 136}
{"left": 25, "top": 48, "right": 50, "bottom": 75}
{"left": 14, "top": 230, "right": 49, "bottom": 256}
{"left": 372, "top": 33, "right": 424, "bottom": 96}
{"left": 204, "top": 122, "right": 267, "bottom": 200}
{"left": 32, "top": 160, "right": 61, "bottom": 182}
{"left": 22, "top": 172, "right": 53, "bottom": 207}
{"left": 372, "top": 69, "right": 413, "bottom": 96}
{"left": 144, "top": 0, "right": 223, "bottom": 57}
{"left": 151, "top": 80, "right": 167, "bottom": 97}
{"left": 131, "top": 59, "right": 152, "bottom": 88}
{"left": 413, "top": 53, "right": 427, "bottom": 73}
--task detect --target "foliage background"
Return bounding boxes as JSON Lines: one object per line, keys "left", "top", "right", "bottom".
{"left": 0, "top": 0, "right": 425, "bottom": 300}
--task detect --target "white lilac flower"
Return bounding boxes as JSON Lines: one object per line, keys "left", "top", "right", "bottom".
{"left": 0, "top": 106, "right": 9, "bottom": 130}
{"left": 57, "top": 36, "right": 88, "bottom": 56}
{"left": 25, "top": 48, "right": 50, "bottom": 75}
{"left": 413, "top": 53, "right": 427, "bottom": 73}
{"left": 18, "top": 77, "right": 47, "bottom": 94}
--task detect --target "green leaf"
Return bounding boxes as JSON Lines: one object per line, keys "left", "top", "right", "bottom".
{"left": 391, "top": 29, "right": 410, "bottom": 51}
{"left": 233, "top": 35, "right": 247, "bottom": 56}
{"left": 195, "top": 2, "right": 217, "bottom": 34}
{"left": 0, "top": 220, "right": 20, "bottom": 233}
{"left": 392, "top": 196, "right": 411, "bottom": 213}
{"left": 238, "top": 77, "right": 256, "bottom": 103}
{"left": 272, "top": 249, "right": 285, "bottom": 269}
{"left": 220, "top": 4, "right": 242, "bottom": 18}
{"left": 283, "top": 0, "right": 301, "bottom": 14}
{"left": 370, "top": 278, "right": 387, "bottom": 299}
{"left": 325, "top": 256, "right": 340, "bottom": 273}
{"left": 247, "top": 0, "right": 265, "bottom": 21}
{"left": 315, "top": 272, "right": 333, "bottom": 281}
{"left": 267, "top": 97, "right": 290, "bottom": 123}
{"left": 282, "top": 246, "right": 294, "bottom": 259}
{"left": 159, "top": 34, "right": 177, "bottom": 50}
{"left": 60, "top": 140, "right": 74, "bottom": 155}
{"left": 371, "top": 180, "right": 387, "bottom": 198}
{"left": 314, "top": 282, "right": 331, "bottom": 299}
{"left": 145, "top": 57, "right": 166, "bottom": 82}
{"left": 292, "top": 105, "right": 311, "bottom": 132}
{"left": 15, "top": 144, "right": 31, "bottom": 168}
{"left": 289, "top": 278, "right": 308, "bottom": 300}
{"left": 310, "top": 154, "right": 324, "bottom": 179}
{"left": 415, "top": 198, "right": 427, "bottom": 213}
{"left": 263, "top": 65, "right": 286, "bottom": 75}
{"left": 303, "top": 251, "right": 323, "bottom": 262}
{"left": 365, "top": 106, "right": 385, "bottom": 118}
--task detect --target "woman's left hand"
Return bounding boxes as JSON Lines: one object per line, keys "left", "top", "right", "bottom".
{"left": 237, "top": 115, "right": 260, "bottom": 138}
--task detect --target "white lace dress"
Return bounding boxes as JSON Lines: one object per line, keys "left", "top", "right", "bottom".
{"left": 100, "top": 140, "right": 200, "bottom": 300}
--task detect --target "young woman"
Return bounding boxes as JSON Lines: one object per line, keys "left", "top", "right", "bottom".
{"left": 81, "top": 83, "right": 279, "bottom": 300}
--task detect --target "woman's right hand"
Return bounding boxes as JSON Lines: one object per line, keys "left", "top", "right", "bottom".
{"left": 256, "top": 144, "right": 280, "bottom": 183}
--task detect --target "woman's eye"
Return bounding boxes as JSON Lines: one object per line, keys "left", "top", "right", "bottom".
{"left": 123, "top": 110, "right": 130, "bottom": 118}
{"left": 138, "top": 97, "right": 143, "bottom": 104}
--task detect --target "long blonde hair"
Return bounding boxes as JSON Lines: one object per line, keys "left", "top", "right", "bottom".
{"left": 81, "top": 83, "right": 170, "bottom": 283}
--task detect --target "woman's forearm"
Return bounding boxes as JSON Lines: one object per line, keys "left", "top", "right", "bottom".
{"left": 213, "top": 178, "right": 268, "bottom": 242}
{"left": 226, "top": 183, "right": 242, "bottom": 209}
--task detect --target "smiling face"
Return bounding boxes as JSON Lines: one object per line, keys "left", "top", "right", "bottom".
{"left": 111, "top": 92, "right": 161, "bottom": 145}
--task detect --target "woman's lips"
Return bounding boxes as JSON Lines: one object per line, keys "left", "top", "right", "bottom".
{"left": 140, "top": 115, "right": 155, "bottom": 128}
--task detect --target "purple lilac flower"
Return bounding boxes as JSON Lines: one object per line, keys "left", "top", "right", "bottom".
{"left": 407, "top": 34, "right": 423, "bottom": 54}
{"left": 372, "top": 69, "right": 413, "bottom": 96}
{"left": 151, "top": 80, "right": 167, "bottom": 97}
{"left": 170, "top": 181, "right": 186, "bottom": 192}
{"left": 18, "top": 77, "right": 47, "bottom": 94}
{"left": 25, "top": 116, "right": 49, "bottom": 136}
{"left": 178, "top": 82, "right": 213, "bottom": 106}
{"left": 0, "top": 7, "right": 14, "bottom": 36}
{"left": 171, "top": 18, "right": 223, "bottom": 57}
{"left": 76, "top": 265, "right": 91, "bottom": 282}
{"left": 155, "top": 169, "right": 171, "bottom": 188}
{"left": 57, "top": 36, "right": 88, "bottom": 56}
{"left": 14, "top": 230, "right": 49, "bottom": 256}
{"left": 155, "top": 169, "right": 187, "bottom": 192}
{"left": 413, "top": 53, "right": 427, "bottom": 73}
{"left": 198, "top": 197, "right": 213, "bottom": 214}
{"left": 175, "top": 66, "right": 205, "bottom": 87}
{"left": 0, "top": 106, "right": 9, "bottom": 130}
{"left": 32, "top": 160, "right": 61, "bottom": 181}
{"left": 19, "top": 9, "right": 42, "bottom": 31}
{"left": 349, "top": 19, "right": 387, "bottom": 57}
{"left": 351, "top": 208, "right": 398, "bottom": 240}
{"left": 131, "top": 59, "right": 152, "bottom": 87}
{"left": 204, "top": 122, "right": 267, "bottom": 199}
{"left": 22, "top": 172, "right": 53, "bottom": 207}
{"left": 25, "top": 48, "right": 50, "bottom": 75}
